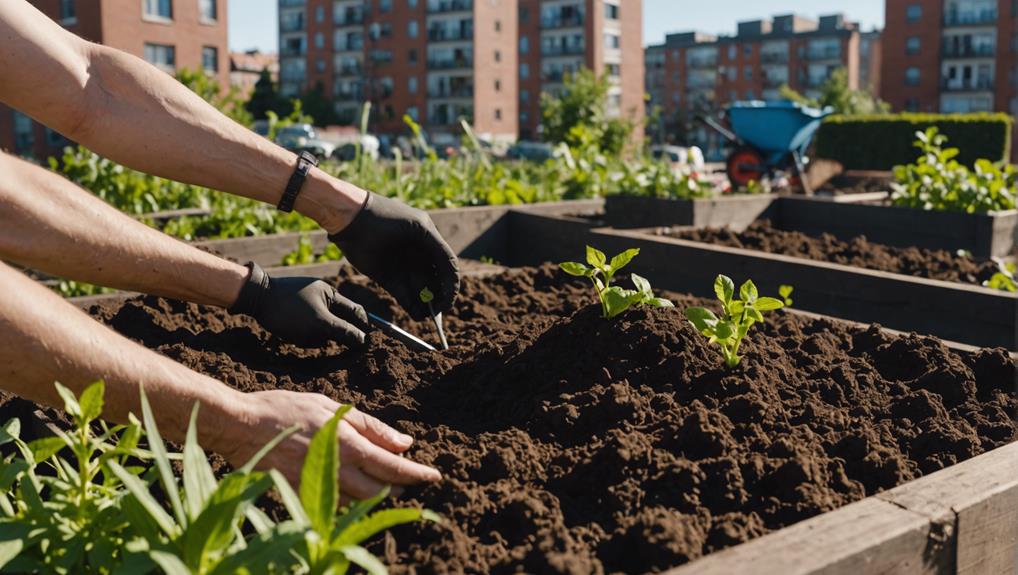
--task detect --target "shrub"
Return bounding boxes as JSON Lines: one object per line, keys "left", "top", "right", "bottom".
{"left": 815, "top": 113, "right": 1012, "bottom": 170}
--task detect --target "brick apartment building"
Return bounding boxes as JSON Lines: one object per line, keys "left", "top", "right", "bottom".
{"left": 0, "top": 0, "right": 229, "bottom": 161}
{"left": 882, "top": 0, "right": 1015, "bottom": 115}
{"left": 278, "top": 0, "right": 642, "bottom": 143}
{"left": 516, "top": 0, "right": 643, "bottom": 140}
{"left": 645, "top": 13, "right": 867, "bottom": 157}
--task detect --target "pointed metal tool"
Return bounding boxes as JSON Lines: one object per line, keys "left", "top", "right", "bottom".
{"left": 428, "top": 303, "right": 450, "bottom": 350}
{"left": 367, "top": 312, "right": 436, "bottom": 352}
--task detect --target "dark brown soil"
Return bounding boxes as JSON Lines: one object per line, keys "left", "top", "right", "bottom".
{"left": 71, "top": 265, "right": 1016, "bottom": 573}
{"left": 662, "top": 220, "right": 1002, "bottom": 287}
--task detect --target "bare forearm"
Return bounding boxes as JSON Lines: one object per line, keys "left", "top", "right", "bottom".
{"left": 76, "top": 44, "right": 366, "bottom": 233}
{"left": 0, "top": 153, "right": 248, "bottom": 307}
{"left": 0, "top": 261, "right": 245, "bottom": 448}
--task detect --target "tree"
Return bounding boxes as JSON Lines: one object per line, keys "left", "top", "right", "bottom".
{"left": 175, "top": 68, "right": 253, "bottom": 127}
{"left": 540, "top": 68, "right": 633, "bottom": 155}
{"left": 299, "top": 81, "right": 339, "bottom": 126}
{"left": 245, "top": 68, "right": 290, "bottom": 120}
{"left": 780, "top": 68, "right": 889, "bottom": 115}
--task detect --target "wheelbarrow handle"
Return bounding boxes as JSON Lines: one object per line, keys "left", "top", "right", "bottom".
{"left": 696, "top": 114, "right": 743, "bottom": 147}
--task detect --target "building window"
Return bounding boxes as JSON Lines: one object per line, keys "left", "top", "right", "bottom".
{"left": 905, "top": 97, "right": 920, "bottom": 111}
{"left": 906, "top": 4, "right": 921, "bottom": 22}
{"left": 520, "top": 36, "right": 529, "bottom": 54}
{"left": 202, "top": 46, "right": 218, "bottom": 72}
{"left": 605, "top": 3, "right": 619, "bottom": 19}
{"left": 409, "top": 76, "right": 418, "bottom": 94}
{"left": 744, "top": 65, "right": 752, "bottom": 80}
{"left": 379, "top": 0, "right": 392, "bottom": 12}
{"left": 605, "top": 33, "right": 620, "bottom": 50}
{"left": 495, "top": 108, "right": 502, "bottom": 121}
{"left": 407, "top": 0, "right": 417, "bottom": 7}
{"left": 520, "top": 7, "right": 529, "bottom": 22}
{"left": 495, "top": 50, "right": 501, "bottom": 62}
{"left": 408, "top": 48, "right": 417, "bottom": 63}
{"left": 495, "top": 79, "right": 501, "bottom": 92}
{"left": 143, "top": 0, "right": 173, "bottom": 20}
{"left": 407, "top": 106, "right": 419, "bottom": 121}
{"left": 144, "top": 43, "right": 176, "bottom": 70}
{"left": 520, "top": 110, "right": 529, "bottom": 123}
{"left": 315, "top": 5, "right": 324, "bottom": 22}
{"left": 905, "top": 66, "right": 920, "bottom": 85}
{"left": 316, "top": 58, "right": 325, "bottom": 72}
{"left": 520, "top": 89, "right": 529, "bottom": 102}
{"left": 520, "top": 63, "right": 529, "bottom": 78}
{"left": 408, "top": 20, "right": 418, "bottom": 38}
{"left": 199, "top": 0, "right": 216, "bottom": 21}
{"left": 743, "top": 44, "right": 753, "bottom": 56}
{"left": 12, "top": 111, "right": 34, "bottom": 156}
{"left": 315, "top": 32, "right": 324, "bottom": 49}
{"left": 495, "top": 20, "right": 501, "bottom": 32}
{"left": 60, "top": 0, "right": 77, "bottom": 23}
{"left": 906, "top": 36, "right": 920, "bottom": 55}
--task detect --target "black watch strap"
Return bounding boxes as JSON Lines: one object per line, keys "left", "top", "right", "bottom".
{"left": 277, "top": 151, "right": 319, "bottom": 213}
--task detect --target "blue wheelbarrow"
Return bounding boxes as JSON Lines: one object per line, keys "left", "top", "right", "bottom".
{"left": 701, "top": 101, "right": 832, "bottom": 193}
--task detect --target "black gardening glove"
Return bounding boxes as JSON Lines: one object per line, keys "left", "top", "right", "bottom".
{"left": 328, "top": 193, "right": 460, "bottom": 320}
{"left": 229, "top": 262, "right": 370, "bottom": 347}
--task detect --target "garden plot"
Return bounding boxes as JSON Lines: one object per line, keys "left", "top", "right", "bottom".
{"left": 64, "top": 263, "right": 1015, "bottom": 574}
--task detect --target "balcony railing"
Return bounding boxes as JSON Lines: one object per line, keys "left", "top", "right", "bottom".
{"left": 763, "top": 76, "right": 787, "bottom": 88}
{"left": 942, "top": 44, "right": 995, "bottom": 58}
{"left": 427, "top": 0, "right": 472, "bottom": 14}
{"left": 280, "top": 46, "right": 306, "bottom": 57}
{"left": 541, "top": 44, "right": 585, "bottom": 56}
{"left": 542, "top": 70, "right": 570, "bottom": 82}
{"left": 335, "top": 12, "right": 364, "bottom": 26}
{"left": 805, "top": 48, "right": 841, "bottom": 61}
{"left": 541, "top": 14, "right": 584, "bottom": 29}
{"left": 280, "top": 70, "right": 306, "bottom": 82}
{"left": 429, "top": 111, "right": 473, "bottom": 125}
{"left": 686, "top": 58, "right": 718, "bottom": 69}
{"left": 942, "top": 78, "right": 994, "bottom": 91}
{"left": 336, "top": 64, "right": 363, "bottom": 76}
{"left": 335, "top": 89, "right": 364, "bottom": 100}
{"left": 944, "top": 9, "right": 997, "bottom": 26}
{"left": 335, "top": 41, "right": 363, "bottom": 52}
{"left": 427, "top": 28, "right": 473, "bottom": 42}
{"left": 428, "top": 86, "right": 474, "bottom": 98}
{"left": 427, "top": 58, "right": 472, "bottom": 70}
{"left": 760, "top": 52, "right": 788, "bottom": 64}
{"left": 280, "top": 19, "right": 306, "bottom": 32}
{"left": 279, "top": 0, "right": 305, "bottom": 6}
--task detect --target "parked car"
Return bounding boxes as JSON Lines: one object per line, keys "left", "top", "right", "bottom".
{"left": 276, "top": 124, "right": 337, "bottom": 160}
{"left": 506, "top": 141, "right": 555, "bottom": 162}
{"left": 650, "top": 145, "right": 706, "bottom": 173}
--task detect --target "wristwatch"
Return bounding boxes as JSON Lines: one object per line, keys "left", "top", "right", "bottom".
{"left": 277, "top": 151, "right": 319, "bottom": 213}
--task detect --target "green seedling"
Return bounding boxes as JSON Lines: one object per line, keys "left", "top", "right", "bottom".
{"left": 684, "top": 275, "right": 784, "bottom": 368}
{"left": 779, "top": 284, "right": 794, "bottom": 306}
{"left": 419, "top": 287, "right": 434, "bottom": 304}
{"left": 560, "top": 246, "right": 674, "bottom": 318}
{"left": 983, "top": 259, "right": 1018, "bottom": 292}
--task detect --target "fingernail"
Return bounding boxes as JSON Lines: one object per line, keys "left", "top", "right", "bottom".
{"left": 397, "top": 432, "right": 413, "bottom": 446}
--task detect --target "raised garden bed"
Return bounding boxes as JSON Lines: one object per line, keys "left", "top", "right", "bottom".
{"left": 72, "top": 264, "right": 1016, "bottom": 573}
{"left": 603, "top": 194, "right": 777, "bottom": 230}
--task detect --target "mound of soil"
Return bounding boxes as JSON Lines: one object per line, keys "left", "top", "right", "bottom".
{"left": 80, "top": 265, "right": 1016, "bottom": 574}
{"left": 662, "top": 220, "right": 1001, "bottom": 287}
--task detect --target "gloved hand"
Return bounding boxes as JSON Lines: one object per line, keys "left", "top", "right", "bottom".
{"left": 329, "top": 193, "right": 460, "bottom": 320}
{"left": 229, "top": 262, "right": 370, "bottom": 347}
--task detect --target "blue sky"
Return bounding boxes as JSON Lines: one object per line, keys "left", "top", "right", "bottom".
{"left": 229, "top": 0, "right": 886, "bottom": 53}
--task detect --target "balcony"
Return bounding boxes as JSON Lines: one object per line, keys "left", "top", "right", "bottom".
{"left": 805, "top": 48, "right": 841, "bottom": 61}
{"left": 942, "top": 43, "right": 995, "bottom": 58}
{"left": 428, "top": 0, "right": 472, "bottom": 14}
{"left": 428, "top": 86, "right": 474, "bottom": 98}
{"left": 542, "top": 70, "right": 570, "bottom": 83}
{"left": 944, "top": 9, "right": 997, "bottom": 26}
{"left": 336, "top": 88, "right": 364, "bottom": 100}
{"left": 427, "top": 57, "right": 473, "bottom": 70}
{"left": 280, "top": 19, "right": 306, "bottom": 33}
{"left": 336, "top": 63, "right": 363, "bottom": 77}
{"left": 763, "top": 76, "right": 787, "bottom": 88}
{"left": 335, "top": 40, "right": 363, "bottom": 52}
{"left": 429, "top": 111, "right": 473, "bottom": 125}
{"left": 942, "top": 78, "right": 994, "bottom": 92}
{"left": 760, "top": 52, "right": 788, "bottom": 64}
{"left": 280, "top": 46, "right": 306, "bottom": 57}
{"left": 542, "top": 44, "right": 585, "bottom": 57}
{"left": 427, "top": 28, "right": 473, "bottom": 42}
{"left": 335, "top": 12, "right": 364, "bottom": 26}
{"left": 279, "top": 0, "right": 305, "bottom": 6}
{"left": 541, "top": 14, "right": 584, "bottom": 29}
{"left": 686, "top": 58, "right": 718, "bottom": 69}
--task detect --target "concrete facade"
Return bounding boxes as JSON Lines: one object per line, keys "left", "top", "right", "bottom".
{"left": 645, "top": 13, "right": 867, "bottom": 157}
{"left": 0, "top": 0, "right": 229, "bottom": 160}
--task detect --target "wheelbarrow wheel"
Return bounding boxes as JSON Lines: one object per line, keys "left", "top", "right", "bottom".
{"left": 726, "top": 147, "right": 766, "bottom": 188}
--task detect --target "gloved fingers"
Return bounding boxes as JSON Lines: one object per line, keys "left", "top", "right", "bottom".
{"left": 420, "top": 218, "right": 461, "bottom": 315}
{"left": 328, "top": 290, "right": 372, "bottom": 333}
{"left": 322, "top": 314, "right": 368, "bottom": 347}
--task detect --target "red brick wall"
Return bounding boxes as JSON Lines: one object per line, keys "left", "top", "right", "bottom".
{"left": 618, "top": 0, "right": 644, "bottom": 137}
{"left": 368, "top": 0, "right": 427, "bottom": 134}
{"left": 518, "top": 0, "right": 541, "bottom": 139}
{"left": 473, "top": 0, "right": 518, "bottom": 138}
{"left": 882, "top": 0, "right": 942, "bottom": 111}
{"left": 304, "top": 0, "right": 333, "bottom": 106}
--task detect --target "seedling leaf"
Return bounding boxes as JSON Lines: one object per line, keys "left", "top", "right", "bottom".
{"left": 740, "top": 280, "right": 758, "bottom": 304}
{"left": 585, "top": 246, "right": 607, "bottom": 269}
{"left": 755, "top": 297, "right": 785, "bottom": 311}
{"left": 419, "top": 287, "right": 434, "bottom": 304}
{"left": 300, "top": 404, "right": 352, "bottom": 536}
{"left": 778, "top": 284, "right": 794, "bottom": 306}
{"left": 686, "top": 275, "right": 786, "bottom": 368}
{"left": 559, "top": 262, "right": 590, "bottom": 277}
{"left": 715, "top": 275, "right": 735, "bottom": 305}
{"left": 609, "top": 248, "right": 640, "bottom": 272}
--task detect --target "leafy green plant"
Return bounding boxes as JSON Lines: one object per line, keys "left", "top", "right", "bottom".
{"left": 281, "top": 236, "right": 343, "bottom": 267}
{"left": 684, "top": 275, "right": 785, "bottom": 368}
{"left": 560, "top": 246, "right": 673, "bottom": 318}
{"left": 0, "top": 382, "right": 436, "bottom": 574}
{"left": 891, "top": 127, "right": 1016, "bottom": 214}
{"left": 779, "top": 284, "right": 794, "bottom": 306}
{"left": 983, "top": 259, "right": 1018, "bottom": 292}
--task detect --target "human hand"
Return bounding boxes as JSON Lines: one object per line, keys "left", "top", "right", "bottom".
{"left": 229, "top": 263, "right": 370, "bottom": 347}
{"left": 328, "top": 193, "right": 460, "bottom": 320}
{"left": 222, "top": 389, "right": 441, "bottom": 500}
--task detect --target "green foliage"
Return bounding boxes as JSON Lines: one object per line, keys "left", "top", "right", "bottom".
{"left": 298, "top": 82, "right": 339, "bottom": 126}
{"left": 779, "top": 284, "right": 794, "bottom": 307}
{"left": 56, "top": 280, "right": 115, "bottom": 298}
{"left": 0, "top": 382, "right": 433, "bottom": 573}
{"left": 246, "top": 68, "right": 291, "bottom": 121}
{"left": 983, "top": 260, "right": 1018, "bottom": 292}
{"left": 419, "top": 287, "right": 435, "bottom": 304}
{"left": 816, "top": 113, "right": 1013, "bottom": 171}
{"left": 560, "top": 246, "right": 673, "bottom": 318}
{"left": 684, "top": 275, "right": 784, "bottom": 368}
{"left": 176, "top": 68, "right": 253, "bottom": 128}
{"left": 780, "top": 68, "right": 888, "bottom": 116}
{"left": 891, "top": 127, "right": 1016, "bottom": 214}
{"left": 540, "top": 68, "right": 633, "bottom": 156}
{"left": 281, "top": 236, "right": 343, "bottom": 266}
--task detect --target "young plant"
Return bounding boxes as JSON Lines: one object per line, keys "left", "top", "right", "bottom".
{"left": 684, "top": 275, "right": 784, "bottom": 368}
{"left": 983, "top": 259, "right": 1018, "bottom": 292}
{"left": 560, "top": 246, "right": 673, "bottom": 318}
{"left": 779, "top": 284, "right": 794, "bottom": 306}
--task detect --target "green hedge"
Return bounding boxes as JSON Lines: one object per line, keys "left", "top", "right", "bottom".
{"left": 815, "top": 113, "right": 1013, "bottom": 170}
